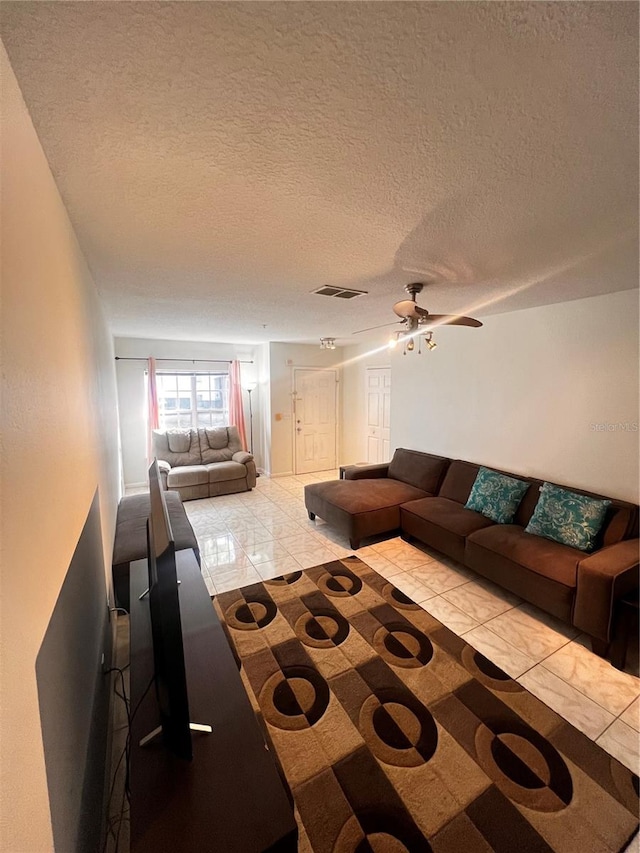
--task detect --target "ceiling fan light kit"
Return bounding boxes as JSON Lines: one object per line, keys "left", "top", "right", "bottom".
{"left": 320, "top": 337, "right": 336, "bottom": 350}
{"left": 390, "top": 329, "right": 437, "bottom": 355}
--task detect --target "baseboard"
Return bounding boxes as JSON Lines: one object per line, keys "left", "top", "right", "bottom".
{"left": 271, "top": 471, "right": 295, "bottom": 479}
{"left": 124, "top": 481, "right": 147, "bottom": 492}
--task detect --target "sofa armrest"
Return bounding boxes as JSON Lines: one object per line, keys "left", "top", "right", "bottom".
{"left": 573, "top": 539, "right": 639, "bottom": 642}
{"left": 232, "top": 450, "right": 254, "bottom": 465}
{"left": 344, "top": 463, "right": 390, "bottom": 480}
{"left": 156, "top": 459, "right": 171, "bottom": 490}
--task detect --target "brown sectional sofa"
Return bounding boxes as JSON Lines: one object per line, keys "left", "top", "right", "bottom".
{"left": 304, "top": 450, "right": 639, "bottom": 656}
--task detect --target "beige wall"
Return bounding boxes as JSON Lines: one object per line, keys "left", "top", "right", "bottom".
{"left": 389, "top": 289, "right": 639, "bottom": 502}
{"left": 268, "top": 342, "right": 344, "bottom": 476}
{"left": 114, "top": 337, "right": 259, "bottom": 485}
{"left": 0, "top": 45, "right": 120, "bottom": 851}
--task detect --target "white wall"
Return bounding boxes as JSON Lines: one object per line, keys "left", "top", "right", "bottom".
{"left": 268, "top": 342, "right": 345, "bottom": 476}
{"left": 389, "top": 289, "right": 639, "bottom": 502}
{"left": 0, "top": 45, "right": 120, "bottom": 852}
{"left": 114, "top": 337, "right": 259, "bottom": 485}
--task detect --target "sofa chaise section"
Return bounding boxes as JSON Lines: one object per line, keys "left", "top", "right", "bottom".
{"left": 304, "top": 449, "right": 451, "bottom": 549}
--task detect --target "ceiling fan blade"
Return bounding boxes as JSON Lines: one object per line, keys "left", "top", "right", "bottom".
{"left": 392, "top": 300, "right": 430, "bottom": 319}
{"left": 352, "top": 321, "right": 402, "bottom": 335}
{"left": 419, "top": 314, "right": 483, "bottom": 328}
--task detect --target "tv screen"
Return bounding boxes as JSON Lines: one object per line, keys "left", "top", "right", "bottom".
{"left": 146, "top": 459, "right": 193, "bottom": 760}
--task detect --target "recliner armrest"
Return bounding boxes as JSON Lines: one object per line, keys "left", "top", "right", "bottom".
{"left": 344, "top": 463, "right": 390, "bottom": 480}
{"left": 573, "top": 538, "right": 639, "bottom": 642}
{"left": 157, "top": 459, "right": 171, "bottom": 490}
{"left": 232, "top": 450, "right": 254, "bottom": 465}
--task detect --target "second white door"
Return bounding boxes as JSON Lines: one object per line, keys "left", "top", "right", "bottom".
{"left": 294, "top": 369, "right": 337, "bottom": 474}
{"left": 366, "top": 367, "right": 391, "bottom": 464}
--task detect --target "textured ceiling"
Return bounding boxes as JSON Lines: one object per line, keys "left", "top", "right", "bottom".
{"left": 1, "top": 2, "right": 638, "bottom": 344}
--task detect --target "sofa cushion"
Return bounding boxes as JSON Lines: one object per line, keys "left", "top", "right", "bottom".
{"left": 387, "top": 449, "right": 450, "bottom": 493}
{"left": 166, "top": 465, "right": 209, "bottom": 488}
{"left": 465, "top": 467, "right": 529, "bottom": 524}
{"left": 205, "top": 426, "right": 229, "bottom": 449}
{"left": 402, "top": 497, "right": 496, "bottom": 537}
{"left": 400, "top": 496, "right": 495, "bottom": 563}
{"left": 226, "top": 425, "right": 244, "bottom": 455}
{"left": 307, "top": 479, "right": 429, "bottom": 515}
{"left": 152, "top": 429, "right": 201, "bottom": 467}
{"left": 525, "top": 482, "right": 611, "bottom": 552}
{"left": 167, "top": 429, "right": 192, "bottom": 453}
{"left": 199, "top": 427, "right": 234, "bottom": 464}
{"left": 438, "top": 460, "right": 482, "bottom": 504}
{"left": 467, "top": 524, "right": 581, "bottom": 588}
{"left": 206, "top": 461, "right": 247, "bottom": 482}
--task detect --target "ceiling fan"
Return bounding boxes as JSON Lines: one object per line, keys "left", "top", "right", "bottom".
{"left": 353, "top": 283, "right": 482, "bottom": 339}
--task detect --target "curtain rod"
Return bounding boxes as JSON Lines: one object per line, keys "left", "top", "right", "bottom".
{"left": 114, "top": 357, "right": 253, "bottom": 364}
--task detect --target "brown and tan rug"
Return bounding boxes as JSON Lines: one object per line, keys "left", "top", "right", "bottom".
{"left": 213, "top": 557, "right": 639, "bottom": 853}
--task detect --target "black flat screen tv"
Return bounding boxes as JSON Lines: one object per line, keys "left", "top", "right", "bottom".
{"left": 146, "top": 459, "right": 193, "bottom": 760}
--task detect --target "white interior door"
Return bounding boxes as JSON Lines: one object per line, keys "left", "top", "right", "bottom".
{"left": 366, "top": 368, "right": 391, "bottom": 464}
{"left": 294, "top": 369, "right": 337, "bottom": 474}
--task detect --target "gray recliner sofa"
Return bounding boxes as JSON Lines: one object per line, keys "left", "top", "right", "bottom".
{"left": 152, "top": 425, "right": 256, "bottom": 500}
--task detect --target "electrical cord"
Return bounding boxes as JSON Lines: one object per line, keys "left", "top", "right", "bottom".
{"left": 123, "top": 674, "right": 156, "bottom": 803}
{"left": 101, "top": 664, "right": 132, "bottom": 853}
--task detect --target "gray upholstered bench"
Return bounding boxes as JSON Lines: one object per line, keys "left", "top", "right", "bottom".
{"left": 112, "top": 491, "right": 200, "bottom": 610}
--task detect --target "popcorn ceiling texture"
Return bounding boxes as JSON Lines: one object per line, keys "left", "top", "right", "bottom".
{"left": 1, "top": 2, "right": 637, "bottom": 343}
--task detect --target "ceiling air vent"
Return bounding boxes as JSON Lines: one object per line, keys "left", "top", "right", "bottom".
{"left": 312, "top": 286, "right": 368, "bottom": 299}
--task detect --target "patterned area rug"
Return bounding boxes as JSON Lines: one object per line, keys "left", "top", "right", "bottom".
{"left": 213, "top": 557, "right": 639, "bottom": 853}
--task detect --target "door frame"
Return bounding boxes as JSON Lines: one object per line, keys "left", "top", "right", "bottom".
{"left": 292, "top": 367, "right": 340, "bottom": 475}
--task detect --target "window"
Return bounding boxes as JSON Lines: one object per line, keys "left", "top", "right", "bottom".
{"left": 157, "top": 372, "right": 230, "bottom": 430}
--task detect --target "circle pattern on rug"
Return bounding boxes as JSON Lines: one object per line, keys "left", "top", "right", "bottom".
{"left": 264, "top": 571, "right": 303, "bottom": 586}
{"left": 382, "top": 582, "right": 421, "bottom": 610}
{"left": 260, "top": 665, "right": 330, "bottom": 730}
{"left": 460, "top": 646, "right": 522, "bottom": 693}
{"left": 335, "top": 814, "right": 432, "bottom": 853}
{"left": 316, "top": 568, "right": 363, "bottom": 598}
{"left": 359, "top": 694, "right": 438, "bottom": 767}
{"left": 294, "top": 608, "right": 350, "bottom": 649}
{"left": 224, "top": 596, "right": 277, "bottom": 630}
{"left": 475, "top": 718, "right": 573, "bottom": 811}
{"left": 373, "top": 621, "right": 434, "bottom": 669}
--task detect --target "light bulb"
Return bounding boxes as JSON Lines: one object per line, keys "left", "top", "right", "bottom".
{"left": 388, "top": 337, "right": 398, "bottom": 350}
{"left": 406, "top": 338, "right": 415, "bottom": 352}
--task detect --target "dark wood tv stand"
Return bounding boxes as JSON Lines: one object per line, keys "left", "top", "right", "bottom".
{"left": 129, "top": 552, "right": 298, "bottom": 852}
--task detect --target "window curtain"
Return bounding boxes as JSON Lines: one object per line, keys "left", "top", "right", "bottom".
{"left": 228, "top": 360, "right": 248, "bottom": 450}
{"left": 147, "top": 356, "right": 160, "bottom": 462}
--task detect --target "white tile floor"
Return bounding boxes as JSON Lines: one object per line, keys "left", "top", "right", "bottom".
{"left": 178, "top": 469, "right": 640, "bottom": 775}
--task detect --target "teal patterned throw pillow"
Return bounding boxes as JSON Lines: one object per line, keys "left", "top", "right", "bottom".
{"left": 465, "top": 467, "right": 529, "bottom": 524}
{"left": 524, "top": 482, "right": 611, "bottom": 552}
